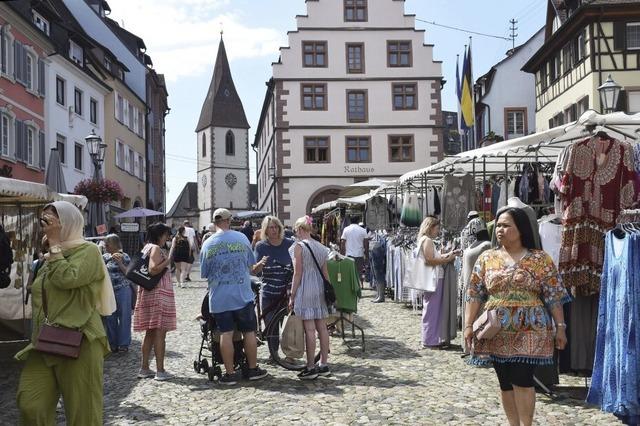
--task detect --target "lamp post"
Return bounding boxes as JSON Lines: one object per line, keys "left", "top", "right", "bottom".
{"left": 85, "top": 130, "right": 107, "bottom": 236}
{"left": 598, "top": 74, "right": 622, "bottom": 114}
{"left": 268, "top": 166, "right": 277, "bottom": 216}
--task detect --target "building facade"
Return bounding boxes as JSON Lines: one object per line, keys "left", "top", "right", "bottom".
{"left": 523, "top": 0, "right": 640, "bottom": 130}
{"left": 0, "top": 2, "right": 53, "bottom": 182}
{"left": 146, "top": 69, "right": 168, "bottom": 213}
{"left": 253, "top": 0, "right": 444, "bottom": 222}
{"left": 195, "top": 37, "right": 251, "bottom": 226}
{"left": 475, "top": 28, "right": 544, "bottom": 144}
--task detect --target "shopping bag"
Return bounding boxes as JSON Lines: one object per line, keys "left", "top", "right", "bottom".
{"left": 405, "top": 236, "right": 438, "bottom": 292}
{"left": 280, "top": 313, "right": 305, "bottom": 359}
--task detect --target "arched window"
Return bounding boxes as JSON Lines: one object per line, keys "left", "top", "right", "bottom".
{"left": 202, "top": 133, "right": 206, "bottom": 157}
{"left": 225, "top": 130, "right": 235, "bottom": 156}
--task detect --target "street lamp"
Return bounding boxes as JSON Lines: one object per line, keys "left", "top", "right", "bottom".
{"left": 268, "top": 166, "right": 277, "bottom": 215}
{"left": 598, "top": 74, "right": 622, "bottom": 114}
{"left": 84, "top": 129, "right": 107, "bottom": 236}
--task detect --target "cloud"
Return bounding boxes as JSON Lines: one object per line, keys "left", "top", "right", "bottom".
{"left": 106, "top": 0, "right": 285, "bottom": 81}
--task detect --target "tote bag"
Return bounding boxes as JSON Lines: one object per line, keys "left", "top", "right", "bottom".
{"left": 405, "top": 236, "right": 438, "bottom": 292}
{"left": 280, "top": 313, "right": 305, "bottom": 359}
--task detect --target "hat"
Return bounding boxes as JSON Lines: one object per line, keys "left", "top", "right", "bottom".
{"left": 206, "top": 223, "right": 215, "bottom": 231}
{"left": 213, "top": 208, "right": 232, "bottom": 221}
{"left": 467, "top": 210, "right": 479, "bottom": 219}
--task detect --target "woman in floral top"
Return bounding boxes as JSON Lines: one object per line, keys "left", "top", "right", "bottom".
{"left": 464, "top": 207, "right": 571, "bottom": 426}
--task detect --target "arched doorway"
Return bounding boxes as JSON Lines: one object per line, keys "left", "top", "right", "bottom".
{"left": 306, "top": 185, "right": 344, "bottom": 214}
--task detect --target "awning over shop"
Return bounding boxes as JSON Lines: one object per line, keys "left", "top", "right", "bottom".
{"left": 311, "top": 192, "right": 375, "bottom": 213}
{"left": 0, "top": 177, "right": 87, "bottom": 207}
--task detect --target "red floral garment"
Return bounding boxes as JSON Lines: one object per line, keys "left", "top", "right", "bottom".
{"left": 558, "top": 136, "right": 637, "bottom": 296}
{"left": 466, "top": 249, "right": 571, "bottom": 364}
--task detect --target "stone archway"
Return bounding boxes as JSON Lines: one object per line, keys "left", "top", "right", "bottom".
{"left": 305, "top": 185, "right": 344, "bottom": 214}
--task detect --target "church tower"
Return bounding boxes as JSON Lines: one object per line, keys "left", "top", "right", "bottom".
{"left": 195, "top": 36, "right": 250, "bottom": 225}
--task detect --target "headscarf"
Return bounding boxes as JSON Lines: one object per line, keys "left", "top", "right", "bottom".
{"left": 46, "top": 201, "right": 116, "bottom": 316}
{"left": 460, "top": 217, "right": 487, "bottom": 250}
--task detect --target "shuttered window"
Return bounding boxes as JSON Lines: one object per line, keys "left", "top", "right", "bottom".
{"left": 39, "top": 131, "right": 45, "bottom": 169}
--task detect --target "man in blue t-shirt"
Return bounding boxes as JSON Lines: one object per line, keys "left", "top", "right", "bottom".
{"left": 200, "top": 208, "right": 267, "bottom": 385}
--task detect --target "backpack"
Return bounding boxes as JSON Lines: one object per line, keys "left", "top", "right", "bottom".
{"left": 0, "top": 225, "right": 13, "bottom": 289}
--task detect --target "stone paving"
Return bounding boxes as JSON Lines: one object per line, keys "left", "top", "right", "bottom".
{"left": 0, "top": 269, "right": 622, "bottom": 425}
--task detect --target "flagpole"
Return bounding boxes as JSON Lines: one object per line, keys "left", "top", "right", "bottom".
{"left": 462, "top": 45, "right": 467, "bottom": 151}
{"left": 469, "top": 36, "right": 477, "bottom": 149}
{"left": 455, "top": 53, "right": 462, "bottom": 152}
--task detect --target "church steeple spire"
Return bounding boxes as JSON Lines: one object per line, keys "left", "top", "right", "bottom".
{"left": 195, "top": 37, "right": 249, "bottom": 132}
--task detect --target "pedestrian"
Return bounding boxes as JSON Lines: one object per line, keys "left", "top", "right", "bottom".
{"left": 200, "top": 208, "right": 268, "bottom": 385}
{"left": 252, "top": 216, "right": 294, "bottom": 353}
{"left": 240, "top": 220, "right": 254, "bottom": 242}
{"left": 201, "top": 223, "right": 217, "bottom": 243}
{"left": 284, "top": 225, "right": 294, "bottom": 239}
{"left": 134, "top": 222, "right": 177, "bottom": 381}
{"left": 416, "top": 216, "right": 459, "bottom": 349}
{"left": 172, "top": 226, "right": 191, "bottom": 288}
{"left": 251, "top": 228, "right": 262, "bottom": 249}
{"left": 464, "top": 207, "right": 570, "bottom": 426}
{"left": 182, "top": 220, "right": 197, "bottom": 281}
{"left": 102, "top": 234, "right": 133, "bottom": 352}
{"left": 16, "top": 201, "right": 115, "bottom": 426}
{"left": 340, "top": 216, "right": 369, "bottom": 287}
{"left": 289, "top": 215, "right": 331, "bottom": 380}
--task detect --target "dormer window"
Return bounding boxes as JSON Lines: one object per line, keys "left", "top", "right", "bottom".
{"left": 32, "top": 11, "right": 49, "bottom": 35}
{"left": 69, "top": 40, "right": 83, "bottom": 66}
{"left": 104, "top": 56, "right": 112, "bottom": 71}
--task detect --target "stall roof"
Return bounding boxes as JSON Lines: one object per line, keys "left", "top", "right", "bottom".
{"left": 311, "top": 192, "right": 374, "bottom": 214}
{"left": 0, "top": 177, "right": 87, "bottom": 207}
{"left": 397, "top": 110, "right": 640, "bottom": 184}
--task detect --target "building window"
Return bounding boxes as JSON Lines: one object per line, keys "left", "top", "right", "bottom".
{"left": 626, "top": 23, "right": 640, "bottom": 49}
{"left": 347, "top": 90, "right": 367, "bottom": 123}
{"left": 0, "top": 27, "right": 8, "bottom": 75}
{"left": 562, "top": 42, "right": 573, "bottom": 74}
{"left": 69, "top": 40, "right": 83, "bottom": 66}
{"left": 54, "top": 76, "right": 64, "bottom": 105}
{"left": 302, "top": 41, "right": 327, "bottom": 67}
{"left": 137, "top": 110, "right": 144, "bottom": 137}
{"left": 26, "top": 127, "right": 35, "bottom": 166}
{"left": 392, "top": 83, "right": 417, "bottom": 110}
{"left": 128, "top": 148, "right": 135, "bottom": 175}
{"left": 32, "top": 11, "right": 49, "bottom": 35}
{"left": 346, "top": 43, "right": 364, "bottom": 73}
{"left": 0, "top": 114, "right": 9, "bottom": 157}
{"left": 89, "top": 98, "right": 98, "bottom": 124}
{"left": 74, "top": 143, "right": 83, "bottom": 170}
{"left": 627, "top": 91, "right": 640, "bottom": 113}
{"left": 104, "top": 56, "right": 112, "bottom": 71}
{"left": 344, "top": 0, "right": 367, "bottom": 22}
{"left": 116, "top": 94, "right": 124, "bottom": 122}
{"left": 388, "top": 135, "right": 414, "bottom": 162}
{"left": 128, "top": 105, "right": 134, "bottom": 130}
{"left": 576, "top": 30, "right": 586, "bottom": 61}
{"left": 225, "top": 130, "right": 235, "bottom": 156}
{"left": 577, "top": 96, "right": 589, "bottom": 115}
{"left": 56, "top": 134, "right": 66, "bottom": 164}
{"left": 564, "top": 104, "right": 578, "bottom": 123}
{"left": 202, "top": 133, "right": 207, "bottom": 157}
{"left": 25, "top": 54, "right": 33, "bottom": 90}
{"left": 115, "top": 139, "right": 125, "bottom": 169}
{"left": 539, "top": 65, "right": 548, "bottom": 91}
{"left": 301, "top": 83, "right": 327, "bottom": 110}
{"left": 74, "top": 88, "right": 82, "bottom": 115}
{"left": 304, "top": 137, "right": 330, "bottom": 163}
{"left": 387, "top": 41, "right": 412, "bottom": 67}
{"left": 346, "top": 136, "right": 371, "bottom": 163}
{"left": 505, "top": 108, "right": 527, "bottom": 138}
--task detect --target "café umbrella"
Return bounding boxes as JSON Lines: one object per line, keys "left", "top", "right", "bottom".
{"left": 114, "top": 207, "right": 165, "bottom": 219}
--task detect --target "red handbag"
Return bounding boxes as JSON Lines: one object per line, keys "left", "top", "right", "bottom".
{"left": 34, "top": 282, "right": 83, "bottom": 359}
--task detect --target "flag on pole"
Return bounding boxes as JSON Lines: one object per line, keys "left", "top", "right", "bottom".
{"left": 460, "top": 46, "right": 474, "bottom": 130}
{"left": 455, "top": 54, "right": 463, "bottom": 137}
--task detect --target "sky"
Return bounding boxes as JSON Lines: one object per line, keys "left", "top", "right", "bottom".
{"left": 106, "top": 0, "right": 547, "bottom": 210}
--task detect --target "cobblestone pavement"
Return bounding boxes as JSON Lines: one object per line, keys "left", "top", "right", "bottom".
{"left": 1, "top": 268, "right": 621, "bottom": 425}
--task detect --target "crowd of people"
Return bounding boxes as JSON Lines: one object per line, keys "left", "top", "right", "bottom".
{"left": 12, "top": 199, "right": 573, "bottom": 426}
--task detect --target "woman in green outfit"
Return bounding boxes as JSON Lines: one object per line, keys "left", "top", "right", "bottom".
{"left": 15, "top": 201, "right": 116, "bottom": 426}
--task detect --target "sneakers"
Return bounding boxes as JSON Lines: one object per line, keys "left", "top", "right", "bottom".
{"left": 185, "top": 276, "right": 192, "bottom": 282}
{"left": 154, "top": 371, "right": 172, "bottom": 381}
{"left": 137, "top": 368, "right": 155, "bottom": 379}
{"left": 219, "top": 371, "right": 241, "bottom": 386}
{"left": 297, "top": 367, "right": 319, "bottom": 380}
{"left": 316, "top": 365, "right": 331, "bottom": 377}
{"left": 246, "top": 366, "right": 268, "bottom": 381}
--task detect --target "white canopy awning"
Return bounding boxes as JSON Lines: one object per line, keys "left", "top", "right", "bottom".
{"left": 0, "top": 177, "right": 87, "bottom": 207}
{"left": 311, "top": 192, "right": 374, "bottom": 213}
{"left": 397, "top": 110, "right": 640, "bottom": 185}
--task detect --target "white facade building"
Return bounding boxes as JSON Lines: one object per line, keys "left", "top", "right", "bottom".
{"left": 45, "top": 54, "right": 108, "bottom": 191}
{"left": 254, "top": 0, "right": 444, "bottom": 223}
{"left": 475, "top": 28, "right": 544, "bottom": 142}
{"left": 196, "top": 38, "right": 251, "bottom": 226}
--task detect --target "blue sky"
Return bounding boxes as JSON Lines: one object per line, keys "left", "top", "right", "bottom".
{"left": 107, "top": 0, "right": 547, "bottom": 210}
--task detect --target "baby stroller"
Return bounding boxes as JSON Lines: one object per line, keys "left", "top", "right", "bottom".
{"left": 193, "top": 292, "right": 248, "bottom": 382}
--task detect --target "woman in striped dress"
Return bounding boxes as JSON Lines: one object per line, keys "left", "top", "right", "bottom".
{"left": 288, "top": 216, "right": 331, "bottom": 380}
{"left": 133, "top": 223, "right": 177, "bottom": 381}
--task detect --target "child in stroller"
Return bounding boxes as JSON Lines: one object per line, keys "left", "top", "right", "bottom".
{"left": 193, "top": 291, "right": 248, "bottom": 382}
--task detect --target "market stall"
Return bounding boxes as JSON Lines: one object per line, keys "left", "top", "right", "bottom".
{"left": 0, "top": 177, "right": 87, "bottom": 342}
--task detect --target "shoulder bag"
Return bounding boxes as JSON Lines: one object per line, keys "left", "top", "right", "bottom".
{"left": 472, "top": 309, "right": 500, "bottom": 340}
{"left": 34, "top": 280, "right": 83, "bottom": 359}
{"left": 301, "top": 241, "right": 336, "bottom": 306}
{"left": 406, "top": 236, "right": 438, "bottom": 292}
{"left": 126, "top": 248, "right": 165, "bottom": 291}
